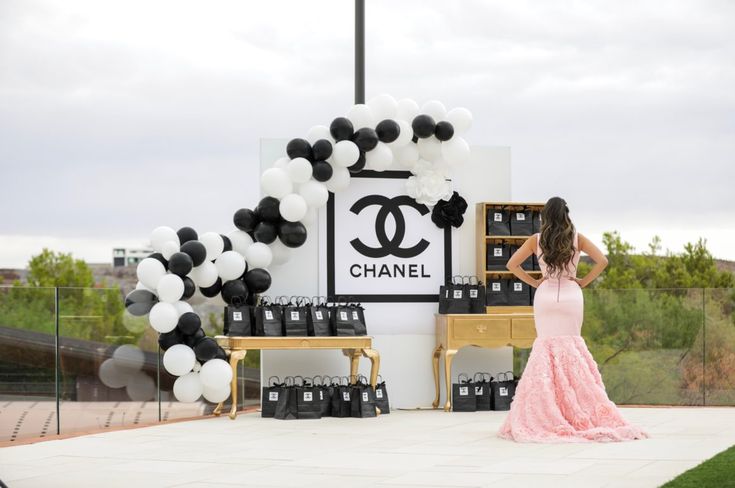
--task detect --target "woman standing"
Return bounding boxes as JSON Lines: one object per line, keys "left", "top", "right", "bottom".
{"left": 498, "top": 197, "right": 648, "bottom": 442}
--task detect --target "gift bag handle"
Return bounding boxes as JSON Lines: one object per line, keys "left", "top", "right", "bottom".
{"left": 268, "top": 375, "right": 281, "bottom": 386}
{"left": 458, "top": 372, "right": 471, "bottom": 383}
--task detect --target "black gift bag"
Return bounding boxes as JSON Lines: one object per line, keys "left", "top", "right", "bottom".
{"left": 474, "top": 373, "right": 493, "bottom": 411}
{"left": 329, "top": 299, "right": 356, "bottom": 336}
{"left": 261, "top": 376, "right": 284, "bottom": 418}
{"left": 452, "top": 373, "right": 477, "bottom": 412}
{"left": 486, "top": 242, "right": 511, "bottom": 270}
{"left": 314, "top": 376, "right": 332, "bottom": 417}
{"left": 507, "top": 278, "right": 531, "bottom": 306}
{"left": 530, "top": 285, "right": 536, "bottom": 305}
{"left": 374, "top": 375, "right": 390, "bottom": 414}
{"left": 491, "top": 371, "right": 517, "bottom": 411}
{"left": 283, "top": 297, "right": 309, "bottom": 336}
{"left": 510, "top": 208, "right": 534, "bottom": 235}
{"left": 532, "top": 209, "right": 542, "bottom": 233}
{"left": 255, "top": 297, "right": 284, "bottom": 337}
{"left": 466, "top": 277, "right": 486, "bottom": 314}
{"left": 532, "top": 254, "right": 539, "bottom": 270}
{"left": 273, "top": 377, "right": 298, "bottom": 420}
{"left": 307, "top": 297, "right": 332, "bottom": 337}
{"left": 350, "top": 301, "right": 368, "bottom": 336}
{"left": 486, "top": 207, "right": 510, "bottom": 235}
{"left": 330, "top": 377, "right": 353, "bottom": 417}
{"left": 350, "top": 376, "right": 377, "bottom": 418}
{"left": 439, "top": 276, "right": 471, "bottom": 314}
{"left": 224, "top": 302, "right": 253, "bottom": 336}
{"left": 510, "top": 244, "right": 534, "bottom": 271}
{"left": 486, "top": 277, "right": 509, "bottom": 306}
{"left": 294, "top": 376, "right": 321, "bottom": 420}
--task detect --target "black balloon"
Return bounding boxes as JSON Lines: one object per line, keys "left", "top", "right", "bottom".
{"left": 200, "top": 277, "right": 222, "bottom": 298}
{"left": 221, "top": 234, "right": 232, "bottom": 252}
{"left": 158, "top": 329, "right": 183, "bottom": 351}
{"left": 412, "top": 114, "right": 436, "bottom": 138}
{"left": 352, "top": 127, "right": 379, "bottom": 151}
{"left": 255, "top": 196, "right": 281, "bottom": 223}
{"left": 148, "top": 252, "right": 168, "bottom": 269}
{"left": 330, "top": 117, "right": 354, "bottom": 141}
{"left": 214, "top": 347, "right": 228, "bottom": 361}
{"left": 124, "top": 289, "right": 157, "bottom": 316}
{"left": 177, "top": 227, "right": 198, "bottom": 244}
{"left": 168, "top": 252, "right": 193, "bottom": 277}
{"left": 312, "top": 160, "right": 333, "bottom": 182}
{"left": 253, "top": 221, "right": 278, "bottom": 244}
{"left": 180, "top": 240, "right": 207, "bottom": 267}
{"left": 435, "top": 121, "right": 455, "bottom": 141}
{"left": 376, "top": 119, "right": 401, "bottom": 143}
{"left": 244, "top": 268, "right": 272, "bottom": 294}
{"left": 183, "top": 328, "right": 205, "bottom": 348}
{"left": 177, "top": 311, "right": 201, "bottom": 336}
{"left": 348, "top": 151, "right": 366, "bottom": 174}
{"left": 221, "top": 279, "right": 249, "bottom": 305}
{"left": 233, "top": 208, "right": 258, "bottom": 233}
{"left": 312, "top": 139, "right": 333, "bottom": 160}
{"left": 286, "top": 138, "right": 313, "bottom": 160}
{"left": 194, "top": 337, "right": 219, "bottom": 363}
{"left": 182, "top": 276, "right": 196, "bottom": 299}
{"left": 278, "top": 221, "right": 308, "bottom": 248}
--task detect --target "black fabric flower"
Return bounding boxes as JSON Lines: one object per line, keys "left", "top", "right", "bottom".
{"left": 431, "top": 191, "right": 468, "bottom": 229}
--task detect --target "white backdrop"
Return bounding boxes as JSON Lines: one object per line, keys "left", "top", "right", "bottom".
{"left": 260, "top": 140, "right": 514, "bottom": 408}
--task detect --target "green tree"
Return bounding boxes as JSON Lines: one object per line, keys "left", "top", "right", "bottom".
{"left": 25, "top": 248, "right": 94, "bottom": 288}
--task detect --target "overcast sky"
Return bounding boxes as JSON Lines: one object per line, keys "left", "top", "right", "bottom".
{"left": 1, "top": 0, "right": 733, "bottom": 268}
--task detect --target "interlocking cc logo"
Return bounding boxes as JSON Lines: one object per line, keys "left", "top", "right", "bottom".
{"left": 349, "top": 195, "right": 430, "bottom": 258}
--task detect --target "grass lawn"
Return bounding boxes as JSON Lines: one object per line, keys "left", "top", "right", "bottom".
{"left": 660, "top": 444, "right": 735, "bottom": 487}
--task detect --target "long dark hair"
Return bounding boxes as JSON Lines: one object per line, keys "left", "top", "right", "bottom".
{"left": 538, "top": 196, "right": 577, "bottom": 278}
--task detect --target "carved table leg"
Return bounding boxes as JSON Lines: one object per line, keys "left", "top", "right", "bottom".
{"left": 443, "top": 349, "right": 457, "bottom": 412}
{"left": 342, "top": 348, "right": 361, "bottom": 381}
{"left": 432, "top": 345, "right": 443, "bottom": 409}
{"left": 225, "top": 350, "right": 247, "bottom": 420}
{"left": 362, "top": 348, "right": 380, "bottom": 387}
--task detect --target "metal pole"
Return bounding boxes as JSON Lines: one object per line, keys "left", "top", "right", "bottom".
{"left": 355, "top": 0, "right": 365, "bottom": 104}
{"left": 54, "top": 287, "right": 60, "bottom": 435}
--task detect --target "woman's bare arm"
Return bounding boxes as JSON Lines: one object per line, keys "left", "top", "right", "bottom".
{"left": 506, "top": 236, "right": 544, "bottom": 288}
{"left": 576, "top": 232, "right": 608, "bottom": 288}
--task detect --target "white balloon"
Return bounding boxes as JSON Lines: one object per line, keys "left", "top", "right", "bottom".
{"left": 298, "top": 180, "right": 329, "bottom": 208}
{"left": 446, "top": 107, "right": 473, "bottom": 133}
{"left": 173, "top": 372, "right": 203, "bottom": 402}
{"left": 279, "top": 193, "right": 308, "bottom": 222}
{"left": 347, "top": 104, "right": 375, "bottom": 129}
{"left": 193, "top": 361, "right": 202, "bottom": 372}
{"left": 112, "top": 345, "right": 144, "bottom": 371}
{"left": 202, "top": 384, "right": 231, "bottom": 403}
{"left": 393, "top": 144, "right": 420, "bottom": 169}
{"left": 135, "top": 281, "right": 156, "bottom": 294}
{"left": 149, "top": 302, "right": 179, "bottom": 333}
{"left": 306, "top": 125, "right": 333, "bottom": 144}
{"left": 422, "top": 100, "right": 447, "bottom": 121}
{"left": 367, "top": 94, "right": 398, "bottom": 121}
{"left": 156, "top": 274, "right": 184, "bottom": 303}
{"left": 388, "top": 120, "right": 413, "bottom": 148}
{"left": 261, "top": 167, "right": 293, "bottom": 199}
{"left": 150, "top": 226, "right": 179, "bottom": 253}
{"left": 273, "top": 156, "right": 290, "bottom": 169}
{"left": 199, "top": 232, "right": 224, "bottom": 261}
{"left": 287, "top": 157, "right": 313, "bottom": 184}
{"left": 161, "top": 241, "right": 180, "bottom": 260}
{"left": 173, "top": 300, "right": 193, "bottom": 317}
{"left": 99, "top": 358, "right": 129, "bottom": 388}
{"left": 245, "top": 242, "right": 273, "bottom": 269}
{"left": 163, "top": 344, "right": 196, "bottom": 377}
{"left": 125, "top": 372, "right": 156, "bottom": 401}
{"left": 226, "top": 230, "right": 253, "bottom": 256}
{"left": 199, "top": 358, "right": 233, "bottom": 389}
{"left": 269, "top": 238, "right": 292, "bottom": 266}
{"left": 365, "top": 142, "right": 394, "bottom": 172}
{"left": 188, "top": 261, "right": 218, "bottom": 288}
{"left": 417, "top": 137, "right": 443, "bottom": 161}
{"left": 325, "top": 166, "right": 351, "bottom": 192}
{"left": 136, "top": 258, "right": 166, "bottom": 290}
{"left": 215, "top": 250, "right": 246, "bottom": 281}
{"left": 332, "top": 140, "right": 360, "bottom": 167}
{"left": 441, "top": 137, "right": 471, "bottom": 165}
{"left": 396, "top": 98, "right": 420, "bottom": 122}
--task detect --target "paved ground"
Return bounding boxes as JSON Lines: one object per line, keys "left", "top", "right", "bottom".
{"left": 1, "top": 407, "right": 734, "bottom": 488}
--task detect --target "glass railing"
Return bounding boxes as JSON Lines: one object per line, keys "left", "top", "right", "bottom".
{"left": 0, "top": 286, "right": 260, "bottom": 443}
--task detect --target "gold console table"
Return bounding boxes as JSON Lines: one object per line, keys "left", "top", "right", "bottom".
{"left": 432, "top": 313, "right": 536, "bottom": 411}
{"left": 213, "top": 336, "right": 380, "bottom": 419}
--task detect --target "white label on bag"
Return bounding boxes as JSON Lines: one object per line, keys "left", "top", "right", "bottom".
{"left": 342, "top": 392, "right": 350, "bottom": 401}
{"left": 340, "top": 311, "right": 348, "bottom": 321}
{"left": 494, "top": 247, "right": 503, "bottom": 256}
{"left": 470, "top": 289, "right": 478, "bottom": 298}
{"left": 303, "top": 392, "right": 312, "bottom": 402}
{"left": 475, "top": 386, "right": 483, "bottom": 395}
{"left": 319, "top": 391, "right": 324, "bottom": 400}
{"left": 232, "top": 311, "right": 242, "bottom": 321}
{"left": 514, "top": 282, "right": 523, "bottom": 291}
{"left": 494, "top": 212, "right": 502, "bottom": 222}
{"left": 453, "top": 290, "right": 463, "bottom": 299}
{"left": 315, "top": 311, "right": 323, "bottom": 320}
{"left": 269, "top": 392, "right": 279, "bottom": 401}
{"left": 492, "top": 283, "right": 501, "bottom": 291}
{"left": 376, "top": 389, "right": 383, "bottom": 399}
{"left": 499, "top": 387, "right": 509, "bottom": 397}
{"left": 290, "top": 311, "right": 299, "bottom": 320}
{"left": 459, "top": 386, "right": 469, "bottom": 396}
{"left": 265, "top": 310, "right": 274, "bottom": 320}
{"left": 516, "top": 212, "right": 525, "bottom": 220}
{"left": 362, "top": 392, "right": 368, "bottom": 402}
{"left": 352, "top": 311, "right": 359, "bottom": 320}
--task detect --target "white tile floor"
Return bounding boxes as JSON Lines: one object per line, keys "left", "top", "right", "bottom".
{"left": 1, "top": 407, "right": 734, "bottom": 488}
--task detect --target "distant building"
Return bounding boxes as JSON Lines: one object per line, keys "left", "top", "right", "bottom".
{"left": 112, "top": 248, "right": 152, "bottom": 267}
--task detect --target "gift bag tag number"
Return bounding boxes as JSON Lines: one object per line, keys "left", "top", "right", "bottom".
{"left": 315, "top": 311, "right": 323, "bottom": 320}
{"left": 376, "top": 389, "right": 383, "bottom": 399}
{"left": 269, "top": 392, "right": 279, "bottom": 401}
{"left": 475, "top": 386, "right": 483, "bottom": 395}
{"left": 516, "top": 212, "right": 525, "bottom": 220}
{"left": 453, "top": 290, "right": 463, "bottom": 299}
{"left": 319, "top": 390, "right": 324, "bottom": 400}
{"left": 492, "top": 283, "right": 501, "bottom": 291}
{"left": 340, "top": 311, "right": 348, "bottom": 321}
{"left": 303, "top": 392, "right": 313, "bottom": 402}
{"left": 342, "top": 391, "right": 350, "bottom": 401}
{"left": 493, "top": 247, "right": 503, "bottom": 257}
{"left": 470, "top": 289, "right": 478, "bottom": 298}
{"left": 265, "top": 310, "right": 274, "bottom": 320}
{"left": 290, "top": 311, "right": 300, "bottom": 320}
{"left": 459, "top": 386, "right": 469, "bottom": 396}
{"left": 362, "top": 392, "right": 368, "bottom": 402}
{"left": 232, "top": 311, "right": 242, "bottom": 321}
{"left": 494, "top": 212, "right": 502, "bottom": 222}
{"left": 514, "top": 282, "right": 523, "bottom": 291}
{"left": 352, "top": 311, "right": 359, "bottom": 320}
{"left": 499, "top": 387, "right": 509, "bottom": 396}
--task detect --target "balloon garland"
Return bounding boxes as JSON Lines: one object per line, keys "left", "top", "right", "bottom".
{"left": 123, "top": 95, "right": 473, "bottom": 403}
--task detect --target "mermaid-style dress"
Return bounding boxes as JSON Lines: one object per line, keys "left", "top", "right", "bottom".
{"left": 498, "top": 231, "right": 649, "bottom": 442}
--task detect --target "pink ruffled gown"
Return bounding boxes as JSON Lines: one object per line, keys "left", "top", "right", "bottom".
{"left": 498, "top": 231, "right": 649, "bottom": 442}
